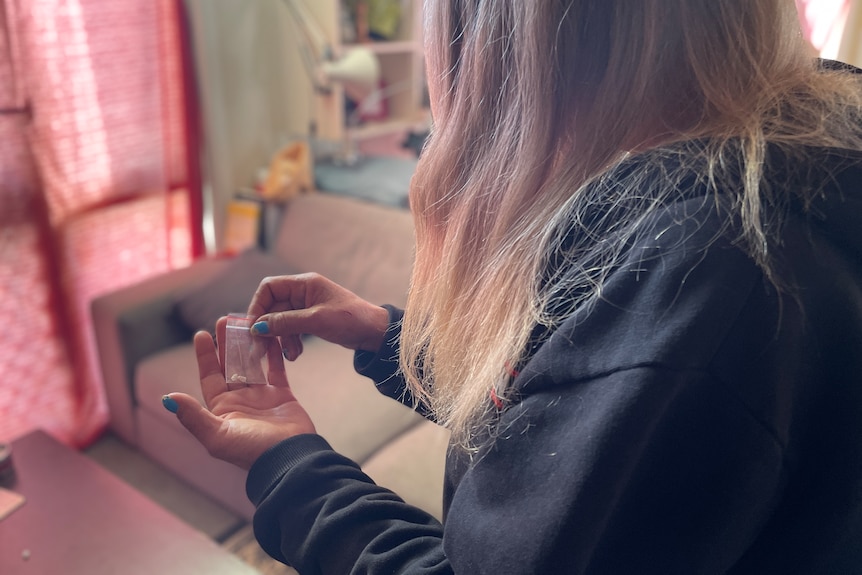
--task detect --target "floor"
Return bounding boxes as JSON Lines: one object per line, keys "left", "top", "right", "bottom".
{"left": 75, "top": 137, "right": 420, "bottom": 571}
{"left": 84, "top": 432, "right": 298, "bottom": 574}
{"left": 83, "top": 432, "right": 245, "bottom": 541}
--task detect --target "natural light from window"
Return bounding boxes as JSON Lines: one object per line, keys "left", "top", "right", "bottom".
{"left": 797, "top": 0, "right": 851, "bottom": 58}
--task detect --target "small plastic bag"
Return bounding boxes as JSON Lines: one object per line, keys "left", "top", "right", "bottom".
{"left": 224, "top": 314, "right": 270, "bottom": 385}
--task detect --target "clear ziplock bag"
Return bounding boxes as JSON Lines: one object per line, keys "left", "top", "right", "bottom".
{"left": 224, "top": 314, "right": 270, "bottom": 385}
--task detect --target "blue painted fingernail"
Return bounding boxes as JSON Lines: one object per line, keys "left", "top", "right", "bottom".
{"left": 251, "top": 321, "right": 269, "bottom": 335}
{"left": 162, "top": 395, "right": 179, "bottom": 414}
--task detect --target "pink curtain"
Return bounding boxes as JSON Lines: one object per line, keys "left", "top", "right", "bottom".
{"left": 0, "top": 0, "right": 196, "bottom": 447}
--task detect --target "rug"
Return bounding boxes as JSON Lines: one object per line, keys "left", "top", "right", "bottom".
{"left": 221, "top": 524, "right": 299, "bottom": 575}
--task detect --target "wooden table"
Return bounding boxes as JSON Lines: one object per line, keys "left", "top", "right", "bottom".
{"left": 0, "top": 430, "right": 260, "bottom": 574}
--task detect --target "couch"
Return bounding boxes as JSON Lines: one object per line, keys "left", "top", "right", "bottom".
{"left": 91, "top": 193, "right": 450, "bottom": 521}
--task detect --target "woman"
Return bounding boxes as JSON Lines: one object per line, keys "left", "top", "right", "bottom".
{"left": 164, "top": 1, "right": 862, "bottom": 572}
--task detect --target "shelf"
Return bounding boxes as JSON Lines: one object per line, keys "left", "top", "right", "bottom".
{"left": 303, "top": 0, "right": 426, "bottom": 148}
{"left": 344, "top": 40, "right": 421, "bottom": 55}
{"left": 347, "top": 112, "right": 430, "bottom": 140}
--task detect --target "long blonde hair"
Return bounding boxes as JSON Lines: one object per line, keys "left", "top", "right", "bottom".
{"left": 402, "top": 0, "right": 862, "bottom": 449}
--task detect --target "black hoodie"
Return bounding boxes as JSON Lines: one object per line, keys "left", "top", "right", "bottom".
{"left": 245, "top": 141, "right": 862, "bottom": 574}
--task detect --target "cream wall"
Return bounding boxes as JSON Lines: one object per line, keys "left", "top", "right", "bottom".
{"left": 839, "top": 0, "right": 862, "bottom": 66}
{"left": 184, "top": 0, "right": 861, "bottom": 253}
{"left": 184, "top": 0, "right": 312, "bottom": 253}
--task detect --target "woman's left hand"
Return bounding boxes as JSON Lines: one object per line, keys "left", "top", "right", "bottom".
{"left": 164, "top": 317, "right": 316, "bottom": 470}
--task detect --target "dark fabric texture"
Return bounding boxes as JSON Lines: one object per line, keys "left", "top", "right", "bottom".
{"left": 353, "top": 305, "right": 434, "bottom": 419}
{"left": 173, "top": 249, "right": 291, "bottom": 333}
{"left": 245, "top": 141, "right": 862, "bottom": 574}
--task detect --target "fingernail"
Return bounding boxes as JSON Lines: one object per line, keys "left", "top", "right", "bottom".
{"left": 251, "top": 321, "right": 269, "bottom": 335}
{"left": 162, "top": 395, "right": 179, "bottom": 414}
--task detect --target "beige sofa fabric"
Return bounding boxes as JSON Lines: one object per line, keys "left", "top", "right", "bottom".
{"left": 136, "top": 339, "right": 426, "bottom": 465}
{"left": 273, "top": 193, "right": 415, "bottom": 307}
{"left": 92, "top": 193, "right": 448, "bottom": 522}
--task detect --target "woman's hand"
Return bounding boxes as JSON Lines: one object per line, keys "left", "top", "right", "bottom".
{"left": 164, "top": 317, "right": 316, "bottom": 470}
{"left": 247, "top": 272, "right": 390, "bottom": 361}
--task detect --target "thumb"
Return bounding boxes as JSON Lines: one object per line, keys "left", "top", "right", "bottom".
{"left": 254, "top": 312, "right": 304, "bottom": 361}
{"left": 256, "top": 308, "right": 323, "bottom": 337}
{"left": 162, "top": 393, "right": 224, "bottom": 450}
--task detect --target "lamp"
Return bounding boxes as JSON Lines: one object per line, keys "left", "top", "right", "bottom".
{"left": 277, "top": 0, "right": 423, "bottom": 180}
{"left": 280, "top": 0, "right": 380, "bottom": 108}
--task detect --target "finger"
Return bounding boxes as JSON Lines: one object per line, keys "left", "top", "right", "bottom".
{"left": 248, "top": 338, "right": 267, "bottom": 365}
{"left": 247, "top": 274, "right": 309, "bottom": 319}
{"left": 194, "top": 330, "right": 228, "bottom": 406}
{"left": 164, "top": 392, "right": 225, "bottom": 454}
{"left": 246, "top": 277, "right": 279, "bottom": 319}
{"left": 216, "top": 316, "right": 227, "bottom": 371}
{"left": 257, "top": 307, "right": 325, "bottom": 339}
{"left": 265, "top": 338, "right": 291, "bottom": 388}
{"left": 279, "top": 333, "right": 304, "bottom": 362}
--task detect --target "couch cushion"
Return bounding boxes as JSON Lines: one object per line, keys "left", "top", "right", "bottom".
{"left": 136, "top": 406, "right": 256, "bottom": 520}
{"left": 361, "top": 420, "right": 450, "bottom": 521}
{"left": 173, "top": 249, "right": 293, "bottom": 334}
{"left": 135, "top": 337, "right": 425, "bottom": 465}
{"left": 314, "top": 156, "right": 416, "bottom": 208}
{"left": 273, "top": 194, "right": 414, "bottom": 308}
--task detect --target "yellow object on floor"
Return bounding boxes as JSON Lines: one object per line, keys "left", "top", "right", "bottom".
{"left": 261, "top": 141, "right": 314, "bottom": 202}
{"left": 223, "top": 199, "right": 262, "bottom": 255}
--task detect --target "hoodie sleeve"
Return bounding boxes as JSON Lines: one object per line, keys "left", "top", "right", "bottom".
{"left": 244, "top": 193, "right": 798, "bottom": 574}
{"left": 353, "top": 305, "right": 433, "bottom": 417}
{"left": 247, "top": 434, "right": 450, "bottom": 575}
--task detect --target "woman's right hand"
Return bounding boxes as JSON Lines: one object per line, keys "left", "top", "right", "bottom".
{"left": 247, "top": 272, "right": 390, "bottom": 361}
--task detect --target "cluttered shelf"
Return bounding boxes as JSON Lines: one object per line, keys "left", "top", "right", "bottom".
{"left": 348, "top": 112, "right": 430, "bottom": 141}
{"left": 344, "top": 40, "right": 420, "bottom": 55}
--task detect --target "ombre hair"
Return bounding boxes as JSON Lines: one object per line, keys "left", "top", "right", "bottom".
{"left": 401, "top": 0, "right": 862, "bottom": 449}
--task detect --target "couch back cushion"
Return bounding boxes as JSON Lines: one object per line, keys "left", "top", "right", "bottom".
{"left": 274, "top": 194, "right": 414, "bottom": 307}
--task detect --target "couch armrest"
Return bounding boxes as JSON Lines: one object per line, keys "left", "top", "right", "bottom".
{"left": 91, "top": 259, "right": 230, "bottom": 444}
